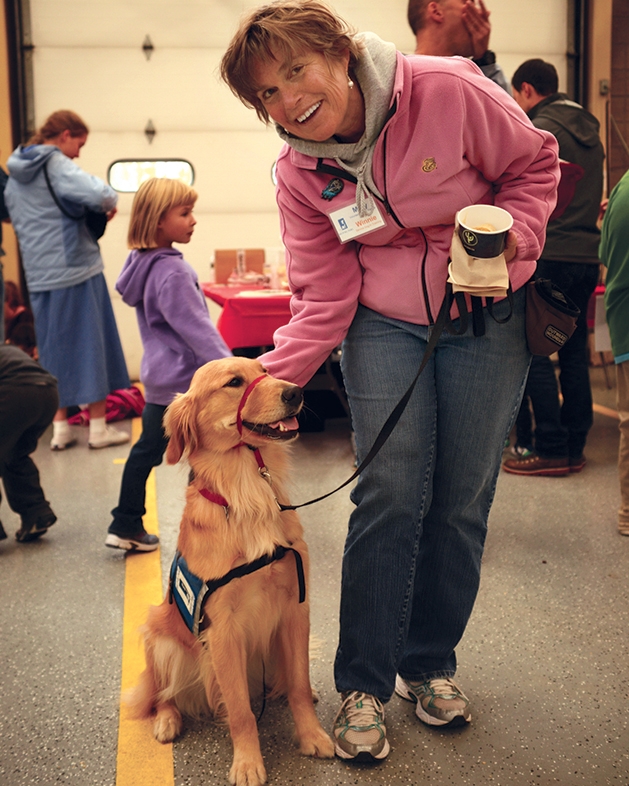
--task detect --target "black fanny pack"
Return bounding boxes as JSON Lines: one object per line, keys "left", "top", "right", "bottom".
{"left": 525, "top": 278, "right": 580, "bottom": 356}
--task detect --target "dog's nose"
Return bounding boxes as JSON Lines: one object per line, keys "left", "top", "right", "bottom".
{"left": 281, "top": 385, "right": 303, "bottom": 407}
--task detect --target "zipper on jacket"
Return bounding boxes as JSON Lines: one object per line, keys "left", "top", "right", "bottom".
{"left": 417, "top": 227, "right": 433, "bottom": 325}
{"left": 381, "top": 127, "right": 434, "bottom": 325}
{"left": 316, "top": 110, "right": 435, "bottom": 325}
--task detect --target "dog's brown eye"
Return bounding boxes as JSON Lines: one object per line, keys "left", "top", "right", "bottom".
{"left": 225, "top": 377, "right": 243, "bottom": 388}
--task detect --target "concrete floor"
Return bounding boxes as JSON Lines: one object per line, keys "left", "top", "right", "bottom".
{"left": 1, "top": 366, "right": 628, "bottom": 786}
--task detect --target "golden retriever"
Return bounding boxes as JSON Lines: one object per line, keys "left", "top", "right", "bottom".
{"left": 126, "top": 357, "right": 334, "bottom": 786}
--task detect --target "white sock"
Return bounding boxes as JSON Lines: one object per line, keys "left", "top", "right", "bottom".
{"left": 89, "top": 416, "right": 107, "bottom": 438}
{"left": 53, "top": 420, "right": 71, "bottom": 439}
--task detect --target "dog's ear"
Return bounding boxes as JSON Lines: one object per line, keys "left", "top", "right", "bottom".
{"left": 164, "top": 393, "right": 198, "bottom": 464}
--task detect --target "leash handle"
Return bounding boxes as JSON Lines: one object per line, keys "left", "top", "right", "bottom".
{"left": 279, "top": 286, "right": 454, "bottom": 511}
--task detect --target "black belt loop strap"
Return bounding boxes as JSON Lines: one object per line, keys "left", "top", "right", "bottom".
{"left": 471, "top": 296, "right": 486, "bottom": 337}
{"left": 485, "top": 286, "right": 515, "bottom": 324}
{"left": 447, "top": 289, "right": 469, "bottom": 336}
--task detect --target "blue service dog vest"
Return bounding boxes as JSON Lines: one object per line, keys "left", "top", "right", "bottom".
{"left": 169, "top": 547, "right": 306, "bottom": 637}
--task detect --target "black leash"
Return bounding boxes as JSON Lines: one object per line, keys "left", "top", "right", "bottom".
{"left": 279, "top": 282, "right": 514, "bottom": 512}
{"left": 279, "top": 284, "right": 457, "bottom": 512}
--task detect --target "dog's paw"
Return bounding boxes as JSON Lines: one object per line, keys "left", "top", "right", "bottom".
{"left": 229, "top": 757, "right": 267, "bottom": 786}
{"left": 298, "top": 728, "right": 335, "bottom": 759}
{"left": 152, "top": 705, "right": 182, "bottom": 743}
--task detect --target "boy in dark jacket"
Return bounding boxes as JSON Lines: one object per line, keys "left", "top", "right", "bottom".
{"left": 504, "top": 59, "right": 604, "bottom": 476}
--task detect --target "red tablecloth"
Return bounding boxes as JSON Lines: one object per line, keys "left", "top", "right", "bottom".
{"left": 202, "top": 284, "right": 292, "bottom": 349}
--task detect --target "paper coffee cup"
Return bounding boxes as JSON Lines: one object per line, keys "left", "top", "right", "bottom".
{"left": 457, "top": 205, "right": 514, "bottom": 258}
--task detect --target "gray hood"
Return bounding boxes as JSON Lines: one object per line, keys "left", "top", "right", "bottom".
{"left": 277, "top": 32, "right": 398, "bottom": 216}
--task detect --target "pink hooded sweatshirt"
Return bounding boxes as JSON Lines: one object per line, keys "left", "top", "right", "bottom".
{"left": 261, "top": 52, "right": 560, "bottom": 387}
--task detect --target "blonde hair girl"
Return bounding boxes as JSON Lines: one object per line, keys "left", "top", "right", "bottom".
{"left": 128, "top": 178, "right": 198, "bottom": 249}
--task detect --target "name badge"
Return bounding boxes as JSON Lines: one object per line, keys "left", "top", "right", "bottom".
{"left": 329, "top": 200, "right": 386, "bottom": 243}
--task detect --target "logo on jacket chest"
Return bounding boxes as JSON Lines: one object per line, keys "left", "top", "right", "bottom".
{"left": 321, "top": 178, "right": 345, "bottom": 201}
{"left": 422, "top": 158, "right": 437, "bottom": 173}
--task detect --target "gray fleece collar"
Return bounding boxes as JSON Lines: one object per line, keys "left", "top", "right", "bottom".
{"left": 276, "top": 32, "right": 398, "bottom": 215}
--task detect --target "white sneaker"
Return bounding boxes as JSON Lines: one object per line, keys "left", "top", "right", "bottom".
{"left": 88, "top": 425, "right": 130, "bottom": 449}
{"left": 50, "top": 435, "right": 77, "bottom": 451}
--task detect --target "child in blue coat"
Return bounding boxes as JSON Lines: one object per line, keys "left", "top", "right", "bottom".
{"left": 106, "top": 178, "right": 230, "bottom": 551}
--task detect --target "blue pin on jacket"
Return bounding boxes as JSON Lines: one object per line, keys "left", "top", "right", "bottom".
{"left": 322, "top": 178, "right": 344, "bottom": 201}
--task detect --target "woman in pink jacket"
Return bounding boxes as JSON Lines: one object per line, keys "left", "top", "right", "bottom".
{"left": 222, "top": 0, "right": 559, "bottom": 762}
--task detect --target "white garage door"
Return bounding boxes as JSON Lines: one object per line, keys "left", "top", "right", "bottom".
{"left": 28, "top": 0, "right": 567, "bottom": 376}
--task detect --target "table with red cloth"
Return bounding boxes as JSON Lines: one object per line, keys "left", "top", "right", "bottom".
{"left": 201, "top": 283, "right": 292, "bottom": 350}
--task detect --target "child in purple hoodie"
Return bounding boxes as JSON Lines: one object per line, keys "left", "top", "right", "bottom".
{"left": 106, "top": 178, "right": 230, "bottom": 552}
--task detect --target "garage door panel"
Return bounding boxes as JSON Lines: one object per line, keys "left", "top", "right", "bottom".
{"left": 30, "top": 0, "right": 262, "bottom": 48}
{"left": 74, "top": 130, "right": 282, "bottom": 215}
{"left": 33, "top": 48, "right": 262, "bottom": 131}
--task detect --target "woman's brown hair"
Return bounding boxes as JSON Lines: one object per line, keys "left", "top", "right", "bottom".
{"left": 220, "top": 0, "right": 363, "bottom": 124}
{"left": 28, "top": 110, "right": 89, "bottom": 145}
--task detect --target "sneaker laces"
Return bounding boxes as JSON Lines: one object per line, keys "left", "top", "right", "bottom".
{"left": 425, "top": 677, "right": 462, "bottom": 698}
{"left": 341, "top": 691, "right": 385, "bottom": 725}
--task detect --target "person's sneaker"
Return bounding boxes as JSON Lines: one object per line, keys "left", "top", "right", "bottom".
{"left": 332, "top": 691, "right": 390, "bottom": 761}
{"left": 89, "top": 426, "right": 130, "bottom": 449}
{"left": 50, "top": 435, "right": 77, "bottom": 451}
{"left": 502, "top": 453, "right": 569, "bottom": 476}
{"left": 105, "top": 531, "right": 159, "bottom": 552}
{"left": 569, "top": 455, "right": 587, "bottom": 473}
{"left": 618, "top": 520, "right": 629, "bottom": 536}
{"left": 395, "top": 675, "right": 471, "bottom": 727}
{"left": 16, "top": 513, "right": 57, "bottom": 543}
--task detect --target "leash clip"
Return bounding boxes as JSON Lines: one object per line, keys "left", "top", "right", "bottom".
{"left": 258, "top": 466, "right": 273, "bottom": 486}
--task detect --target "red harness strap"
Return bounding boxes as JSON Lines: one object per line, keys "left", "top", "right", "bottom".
{"left": 198, "top": 487, "right": 229, "bottom": 509}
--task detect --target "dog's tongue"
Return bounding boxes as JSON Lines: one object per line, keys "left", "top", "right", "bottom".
{"left": 268, "top": 416, "right": 299, "bottom": 431}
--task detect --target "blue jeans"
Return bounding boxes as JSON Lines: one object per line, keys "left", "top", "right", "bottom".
{"left": 109, "top": 403, "right": 168, "bottom": 536}
{"left": 334, "top": 289, "right": 530, "bottom": 701}
{"left": 516, "top": 262, "right": 599, "bottom": 459}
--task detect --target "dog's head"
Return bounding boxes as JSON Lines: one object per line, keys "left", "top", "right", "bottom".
{"left": 164, "top": 357, "right": 304, "bottom": 464}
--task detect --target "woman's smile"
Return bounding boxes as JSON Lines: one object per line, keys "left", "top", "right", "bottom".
{"left": 296, "top": 101, "right": 322, "bottom": 124}
{"left": 255, "top": 50, "right": 364, "bottom": 143}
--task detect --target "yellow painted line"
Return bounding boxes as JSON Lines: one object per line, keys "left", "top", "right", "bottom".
{"left": 116, "top": 417, "right": 174, "bottom": 786}
{"left": 593, "top": 402, "right": 620, "bottom": 420}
